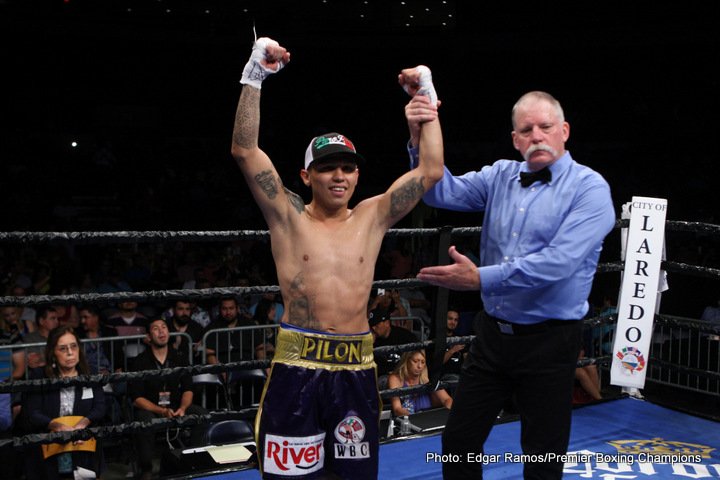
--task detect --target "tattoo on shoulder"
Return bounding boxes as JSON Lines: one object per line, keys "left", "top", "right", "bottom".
{"left": 255, "top": 170, "right": 279, "bottom": 200}
{"left": 390, "top": 176, "right": 426, "bottom": 217}
{"left": 284, "top": 187, "right": 305, "bottom": 214}
{"left": 287, "top": 272, "right": 319, "bottom": 330}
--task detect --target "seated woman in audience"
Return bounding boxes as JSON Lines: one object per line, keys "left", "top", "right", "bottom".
{"left": 24, "top": 325, "right": 106, "bottom": 479}
{"left": 387, "top": 350, "right": 453, "bottom": 416}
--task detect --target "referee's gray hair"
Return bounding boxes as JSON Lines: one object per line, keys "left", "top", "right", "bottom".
{"left": 511, "top": 91, "right": 565, "bottom": 129}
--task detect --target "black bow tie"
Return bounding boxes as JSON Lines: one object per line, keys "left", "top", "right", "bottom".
{"left": 519, "top": 167, "right": 551, "bottom": 187}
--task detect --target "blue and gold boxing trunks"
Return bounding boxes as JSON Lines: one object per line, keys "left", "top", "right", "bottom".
{"left": 255, "top": 323, "right": 381, "bottom": 479}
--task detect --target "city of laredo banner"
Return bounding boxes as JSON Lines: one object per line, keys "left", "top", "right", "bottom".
{"left": 611, "top": 197, "right": 667, "bottom": 388}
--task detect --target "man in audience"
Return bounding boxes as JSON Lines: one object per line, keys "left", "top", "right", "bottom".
{"left": 104, "top": 300, "right": 149, "bottom": 336}
{"left": 370, "top": 305, "right": 418, "bottom": 377}
{"left": 129, "top": 318, "right": 206, "bottom": 480}
{"left": 203, "top": 296, "right": 259, "bottom": 365}
{"left": 21, "top": 306, "right": 59, "bottom": 369}
{"left": 442, "top": 308, "right": 466, "bottom": 376}
{"left": 78, "top": 304, "right": 121, "bottom": 374}
{"left": 166, "top": 298, "right": 204, "bottom": 363}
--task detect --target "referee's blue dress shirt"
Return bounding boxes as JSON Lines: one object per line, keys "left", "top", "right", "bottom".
{"left": 410, "top": 148, "right": 615, "bottom": 324}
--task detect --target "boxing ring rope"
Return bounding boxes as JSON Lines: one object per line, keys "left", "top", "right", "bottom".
{"left": 2, "top": 220, "right": 720, "bottom": 454}
{"left": 0, "top": 228, "right": 440, "bottom": 244}
{"left": 0, "top": 279, "right": 426, "bottom": 308}
{"left": 0, "top": 410, "right": 257, "bottom": 449}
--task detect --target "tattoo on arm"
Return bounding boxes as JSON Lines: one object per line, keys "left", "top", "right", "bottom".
{"left": 284, "top": 187, "right": 305, "bottom": 214}
{"left": 232, "top": 87, "right": 261, "bottom": 149}
{"left": 287, "top": 272, "right": 319, "bottom": 330}
{"left": 255, "top": 170, "right": 279, "bottom": 200}
{"left": 390, "top": 176, "right": 426, "bottom": 217}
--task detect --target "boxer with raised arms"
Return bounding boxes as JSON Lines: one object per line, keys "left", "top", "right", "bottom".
{"left": 230, "top": 37, "right": 443, "bottom": 478}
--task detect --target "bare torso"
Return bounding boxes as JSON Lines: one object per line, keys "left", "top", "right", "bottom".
{"left": 269, "top": 201, "right": 384, "bottom": 334}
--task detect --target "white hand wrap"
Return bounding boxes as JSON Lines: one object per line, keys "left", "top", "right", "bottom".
{"left": 240, "top": 37, "right": 286, "bottom": 89}
{"left": 403, "top": 65, "right": 437, "bottom": 106}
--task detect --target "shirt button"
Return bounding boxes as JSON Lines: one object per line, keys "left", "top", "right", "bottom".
{"left": 531, "top": 187, "right": 536, "bottom": 192}
{"left": 495, "top": 306, "right": 501, "bottom": 310}
{"left": 503, "top": 256, "right": 509, "bottom": 261}
{"left": 512, "top": 232, "right": 518, "bottom": 237}
{"left": 519, "top": 207, "right": 525, "bottom": 213}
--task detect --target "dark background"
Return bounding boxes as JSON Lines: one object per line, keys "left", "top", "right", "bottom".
{"left": 2, "top": 0, "right": 718, "bottom": 230}
{"left": 1, "top": 1, "right": 718, "bottom": 315}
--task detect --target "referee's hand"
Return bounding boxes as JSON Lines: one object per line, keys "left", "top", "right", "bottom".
{"left": 417, "top": 246, "right": 480, "bottom": 291}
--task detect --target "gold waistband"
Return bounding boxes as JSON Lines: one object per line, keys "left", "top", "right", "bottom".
{"left": 272, "top": 326, "right": 375, "bottom": 371}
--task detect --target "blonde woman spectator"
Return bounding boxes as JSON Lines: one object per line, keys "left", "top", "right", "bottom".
{"left": 387, "top": 350, "right": 453, "bottom": 416}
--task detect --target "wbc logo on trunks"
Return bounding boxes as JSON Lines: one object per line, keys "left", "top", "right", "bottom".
{"left": 334, "top": 416, "right": 370, "bottom": 459}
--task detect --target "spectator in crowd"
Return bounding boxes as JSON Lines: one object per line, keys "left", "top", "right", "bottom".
{"left": 166, "top": 298, "right": 204, "bottom": 362}
{"left": 1, "top": 307, "right": 26, "bottom": 380}
{"left": 163, "top": 297, "right": 212, "bottom": 330}
{"left": 78, "top": 305, "right": 121, "bottom": 374}
{"left": 204, "top": 296, "right": 259, "bottom": 365}
{"left": 104, "top": 300, "right": 149, "bottom": 336}
{"left": 8, "top": 285, "right": 37, "bottom": 332}
{"left": 248, "top": 292, "right": 284, "bottom": 324}
{"left": 23, "top": 306, "right": 59, "bottom": 369}
{"left": 2, "top": 306, "right": 33, "bottom": 337}
{"left": 129, "top": 318, "right": 206, "bottom": 480}
{"left": 442, "top": 308, "right": 467, "bottom": 377}
{"left": 78, "top": 304, "right": 125, "bottom": 423}
{"left": 387, "top": 350, "right": 453, "bottom": 416}
{"left": 370, "top": 305, "right": 418, "bottom": 377}
{"left": 369, "top": 289, "right": 411, "bottom": 331}
{"left": 23, "top": 325, "right": 106, "bottom": 479}
{"left": 53, "top": 302, "right": 79, "bottom": 329}
{"left": 209, "top": 291, "right": 252, "bottom": 325}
